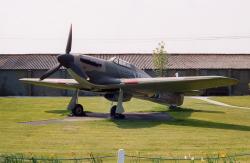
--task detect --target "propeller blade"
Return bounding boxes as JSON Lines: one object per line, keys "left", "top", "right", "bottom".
{"left": 40, "top": 63, "right": 62, "bottom": 80}
{"left": 65, "top": 24, "right": 72, "bottom": 54}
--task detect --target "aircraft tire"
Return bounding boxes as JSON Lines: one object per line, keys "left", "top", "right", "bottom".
{"left": 110, "top": 105, "right": 125, "bottom": 119}
{"left": 110, "top": 105, "right": 117, "bottom": 118}
{"left": 72, "top": 104, "right": 85, "bottom": 116}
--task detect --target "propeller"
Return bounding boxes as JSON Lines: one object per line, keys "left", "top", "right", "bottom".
{"left": 65, "top": 24, "right": 72, "bottom": 54}
{"left": 40, "top": 63, "right": 61, "bottom": 80}
{"left": 40, "top": 24, "right": 89, "bottom": 80}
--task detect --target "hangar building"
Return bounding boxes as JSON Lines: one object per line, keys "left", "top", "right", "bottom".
{"left": 0, "top": 53, "right": 249, "bottom": 96}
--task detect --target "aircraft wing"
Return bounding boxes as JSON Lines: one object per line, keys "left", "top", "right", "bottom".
{"left": 120, "top": 76, "right": 238, "bottom": 93}
{"left": 20, "top": 76, "right": 238, "bottom": 94}
{"left": 19, "top": 78, "right": 81, "bottom": 90}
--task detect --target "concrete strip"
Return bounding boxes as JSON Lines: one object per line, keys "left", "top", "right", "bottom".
{"left": 19, "top": 112, "right": 173, "bottom": 126}
{"left": 191, "top": 96, "right": 250, "bottom": 110}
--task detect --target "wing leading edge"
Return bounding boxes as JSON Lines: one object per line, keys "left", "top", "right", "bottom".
{"left": 19, "top": 78, "right": 81, "bottom": 90}
{"left": 121, "top": 76, "right": 238, "bottom": 93}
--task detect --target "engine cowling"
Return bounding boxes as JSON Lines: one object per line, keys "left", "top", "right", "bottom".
{"left": 104, "top": 93, "right": 132, "bottom": 102}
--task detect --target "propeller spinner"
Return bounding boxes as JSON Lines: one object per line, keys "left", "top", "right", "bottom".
{"left": 40, "top": 25, "right": 88, "bottom": 80}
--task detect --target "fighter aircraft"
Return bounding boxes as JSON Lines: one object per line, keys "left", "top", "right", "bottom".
{"left": 20, "top": 25, "right": 238, "bottom": 119}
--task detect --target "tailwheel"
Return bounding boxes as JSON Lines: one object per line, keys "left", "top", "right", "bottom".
{"left": 110, "top": 105, "right": 125, "bottom": 119}
{"left": 72, "top": 104, "right": 86, "bottom": 116}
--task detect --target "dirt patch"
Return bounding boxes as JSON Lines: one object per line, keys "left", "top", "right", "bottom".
{"left": 19, "top": 112, "right": 173, "bottom": 126}
{"left": 19, "top": 119, "right": 63, "bottom": 126}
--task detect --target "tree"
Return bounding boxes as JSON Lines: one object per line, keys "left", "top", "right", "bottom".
{"left": 152, "top": 41, "right": 168, "bottom": 77}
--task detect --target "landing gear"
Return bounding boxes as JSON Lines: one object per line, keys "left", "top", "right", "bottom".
{"left": 110, "top": 89, "right": 126, "bottom": 119}
{"left": 169, "top": 105, "right": 178, "bottom": 110}
{"left": 67, "top": 89, "right": 86, "bottom": 117}
{"left": 72, "top": 104, "right": 85, "bottom": 116}
{"left": 110, "top": 105, "right": 125, "bottom": 119}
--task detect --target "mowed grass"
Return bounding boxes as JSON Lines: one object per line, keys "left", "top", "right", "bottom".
{"left": 1, "top": 96, "right": 250, "bottom": 158}
{"left": 210, "top": 96, "right": 250, "bottom": 108}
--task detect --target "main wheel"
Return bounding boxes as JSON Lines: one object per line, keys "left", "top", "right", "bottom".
{"left": 72, "top": 104, "right": 85, "bottom": 116}
{"left": 110, "top": 105, "right": 117, "bottom": 118}
{"left": 110, "top": 105, "right": 125, "bottom": 119}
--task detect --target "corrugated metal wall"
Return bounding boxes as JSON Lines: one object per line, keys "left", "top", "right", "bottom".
{"left": 0, "top": 69, "right": 249, "bottom": 96}
{"left": 0, "top": 70, "right": 71, "bottom": 96}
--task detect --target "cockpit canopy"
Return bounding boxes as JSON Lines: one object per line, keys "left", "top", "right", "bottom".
{"left": 109, "top": 57, "right": 135, "bottom": 69}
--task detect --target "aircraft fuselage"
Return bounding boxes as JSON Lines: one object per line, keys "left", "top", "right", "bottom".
{"left": 72, "top": 54, "right": 150, "bottom": 85}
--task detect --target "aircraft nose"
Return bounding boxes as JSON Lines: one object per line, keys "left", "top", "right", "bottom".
{"left": 57, "top": 54, "right": 74, "bottom": 68}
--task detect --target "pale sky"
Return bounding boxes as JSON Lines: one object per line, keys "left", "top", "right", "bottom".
{"left": 1, "top": 0, "right": 250, "bottom": 54}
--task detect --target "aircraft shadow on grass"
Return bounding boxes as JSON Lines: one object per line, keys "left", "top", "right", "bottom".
{"left": 45, "top": 109, "right": 70, "bottom": 116}
{"left": 45, "top": 110, "right": 93, "bottom": 115}
{"left": 111, "top": 107, "right": 250, "bottom": 132}
{"left": 45, "top": 107, "right": 250, "bottom": 132}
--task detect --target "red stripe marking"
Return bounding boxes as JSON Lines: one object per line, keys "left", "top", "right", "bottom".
{"left": 124, "top": 79, "right": 139, "bottom": 84}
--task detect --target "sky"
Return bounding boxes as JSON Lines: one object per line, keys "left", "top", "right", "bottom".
{"left": 1, "top": 0, "right": 250, "bottom": 54}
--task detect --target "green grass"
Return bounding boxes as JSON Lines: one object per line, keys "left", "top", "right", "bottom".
{"left": 1, "top": 96, "right": 250, "bottom": 159}
{"left": 210, "top": 96, "right": 250, "bottom": 108}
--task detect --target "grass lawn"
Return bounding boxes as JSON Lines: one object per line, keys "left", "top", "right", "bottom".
{"left": 210, "top": 96, "right": 250, "bottom": 108}
{"left": 1, "top": 96, "right": 250, "bottom": 160}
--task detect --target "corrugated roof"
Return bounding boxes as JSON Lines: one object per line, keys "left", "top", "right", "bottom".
{"left": 0, "top": 54, "right": 58, "bottom": 70}
{"left": 0, "top": 53, "right": 250, "bottom": 70}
